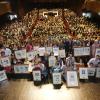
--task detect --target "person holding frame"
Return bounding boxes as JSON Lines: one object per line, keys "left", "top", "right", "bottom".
{"left": 87, "top": 55, "right": 100, "bottom": 82}
{"left": 87, "top": 55, "right": 100, "bottom": 68}
{"left": 62, "top": 54, "right": 76, "bottom": 82}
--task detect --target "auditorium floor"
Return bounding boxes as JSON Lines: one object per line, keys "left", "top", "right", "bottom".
{"left": 0, "top": 79, "right": 100, "bottom": 100}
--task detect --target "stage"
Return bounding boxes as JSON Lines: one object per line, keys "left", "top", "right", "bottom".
{"left": 0, "top": 79, "right": 100, "bottom": 100}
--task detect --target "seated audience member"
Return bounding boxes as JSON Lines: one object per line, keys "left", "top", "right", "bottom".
{"left": 87, "top": 55, "right": 100, "bottom": 67}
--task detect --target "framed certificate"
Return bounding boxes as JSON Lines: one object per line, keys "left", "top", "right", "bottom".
{"left": 46, "top": 47, "right": 53, "bottom": 54}
{"left": 27, "top": 51, "right": 35, "bottom": 61}
{"left": 49, "top": 56, "right": 56, "bottom": 67}
{"left": 67, "top": 71, "right": 79, "bottom": 87}
{"left": 15, "top": 49, "right": 26, "bottom": 59}
{"left": 79, "top": 68, "right": 88, "bottom": 79}
{"left": 53, "top": 73, "right": 61, "bottom": 84}
{"left": 33, "top": 71, "right": 41, "bottom": 81}
{"left": 88, "top": 68, "right": 96, "bottom": 76}
{"left": 0, "top": 70, "right": 7, "bottom": 82}
{"left": 59, "top": 49, "right": 66, "bottom": 58}
{"left": 53, "top": 47, "right": 59, "bottom": 56}
{"left": 74, "top": 47, "right": 90, "bottom": 56}
{"left": 0, "top": 57, "right": 11, "bottom": 67}
{"left": 14, "top": 64, "right": 29, "bottom": 74}
{"left": 95, "top": 48, "right": 100, "bottom": 56}
{"left": 96, "top": 68, "right": 100, "bottom": 78}
{"left": 38, "top": 47, "right": 46, "bottom": 56}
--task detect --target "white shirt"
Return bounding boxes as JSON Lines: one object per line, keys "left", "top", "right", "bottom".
{"left": 87, "top": 58, "right": 100, "bottom": 67}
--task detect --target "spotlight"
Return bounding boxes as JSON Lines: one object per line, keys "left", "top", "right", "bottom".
{"left": 98, "top": 12, "right": 100, "bottom": 16}
{"left": 82, "top": 12, "right": 92, "bottom": 18}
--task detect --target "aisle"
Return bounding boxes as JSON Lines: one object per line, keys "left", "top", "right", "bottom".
{"left": 0, "top": 79, "right": 100, "bottom": 100}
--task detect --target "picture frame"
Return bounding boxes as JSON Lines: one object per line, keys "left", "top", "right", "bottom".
{"left": 15, "top": 49, "right": 26, "bottom": 59}
{"left": 96, "top": 68, "right": 100, "bottom": 78}
{"left": 53, "top": 47, "right": 59, "bottom": 56}
{"left": 0, "top": 57, "right": 11, "bottom": 67}
{"left": 33, "top": 70, "right": 41, "bottom": 81}
{"left": 49, "top": 56, "right": 56, "bottom": 67}
{"left": 14, "top": 64, "right": 29, "bottom": 74}
{"left": 27, "top": 51, "right": 35, "bottom": 61}
{"left": 53, "top": 72, "right": 61, "bottom": 84}
{"left": 88, "top": 68, "right": 96, "bottom": 76}
{"left": 95, "top": 48, "right": 100, "bottom": 56}
{"left": 67, "top": 71, "right": 79, "bottom": 87}
{"left": 74, "top": 47, "right": 90, "bottom": 57}
{"left": 59, "top": 49, "right": 66, "bottom": 58}
{"left": 79, "top": 68, "right": 88, "bottom": 79}
{"left": 38, "top": 47, "right": 46, "bottom": 56}
{"left": 0, "top": 70, "right": 7, "bottom": 82}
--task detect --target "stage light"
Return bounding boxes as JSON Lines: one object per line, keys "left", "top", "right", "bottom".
{"left": 98, "top": 12, "right": 100, "bottom": 16}
{"left": 8, "top": 14, "right": 17, "bottom": 20}
{"left": 82, "top": 12, "right": 92, "bottom": 18}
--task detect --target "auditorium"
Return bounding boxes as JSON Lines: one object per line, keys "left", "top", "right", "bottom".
{"left": 0, "top": 0, "right": 100, "bottom": 100}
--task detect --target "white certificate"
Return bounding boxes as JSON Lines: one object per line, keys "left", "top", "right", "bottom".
{"left": 83, "top": 47, "right": 90, "bottom": 56}
{"left": 15, "top": 49, "right": 26, "bottom": 59}
{"left": 53, "top": 47, "right": 59, "bottom": 56}
{"left": 96, "top": 68, "right": 100, "bottom": 78}
{"left": 14, "top": 64, "right": 29, "bottom": 73}
{"left": 74, "top": 48, "right": 83, "bottom": 56}
{"left": 0, "top": 57, "right": 11, "bottom": 67}
{"left": 38, "top": 47, "right": 46, "bottom": 56}
{"left": 46, "top": 47, "right": 53, "bottom": 54}
{"left": 33, "top": 71, "right": 41, "bottom": 81}
{"left": 88, "top": 68, "right": 96, "bottom": 76}
{"left": 49, "top": 56, "right": 56, "bottom": 67}
{"left": 74, "top": 47, "right": 90, "bottom": 56}
{"left": 79, "top": 68, "right": 88, "bottom": 79}
{"left": 95, "top": 48, "right": 100, "bottom": 56}
{"left": 27, "top": 51, "right": 35, "bottom": 61}
{"left": 59, "top": 49, "right": 66, "bottom": 58}
{"left": 0, "top": 70, "right": 7, "bottom": 82}
{"left": 53, "top": 73, "right": 61, "bottom": 84}
{"left": 67, "top": 71, "right": 78, "bottom": 87}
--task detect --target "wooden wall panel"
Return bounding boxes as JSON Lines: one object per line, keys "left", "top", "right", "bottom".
{"left": 0, "top": 1, "right": 11, "bottom": 15}
{"left": 29, "top": 0, "right": 67, "bottom": 3}
{"left": 84, "top": 1, "right": 100, "bottom": 13}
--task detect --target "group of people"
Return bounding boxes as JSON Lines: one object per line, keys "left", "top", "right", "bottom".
{"left": 0, "top": 9, "right": 100, "bottom": 77}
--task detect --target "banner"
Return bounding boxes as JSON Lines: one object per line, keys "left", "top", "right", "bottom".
{"left": 59, "top": 49, "right": 66, "bottom": 58}
{"left": 14, "top": 64, "right": 29, "bottom": 73}
{"left": 49, "top": 56, "right": 56, "bottom": 67}
{"left": 53, "top": 73, "right": 61, "bottom": 84}
{"left": 74, "top": 47, "right": 90, "bottom": 56}
{"left": 67, "top": 71, "right": 78, "bottom": 87}
{"left": 33, "top": 70, "right": 41, "bottom": 81}
{"left": 38, "top": 47, "right": 46, "bottom": 56}
{"left": 95, "top": 48, "right": 100, "bottom": 56}
{"left": 15, "top": 49, "right": 26, "bottom": 59}
{"left": 53, "top": 47, "right": 59, "bottom": 56}
{"left": 0, "top": 57, "right": 11, "bottom": 67}
{"left": 0, "top": 70, "right": 7, "bottom": 82}
{"left": 79, "top": 68, "right": 88, "bottom": 79}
